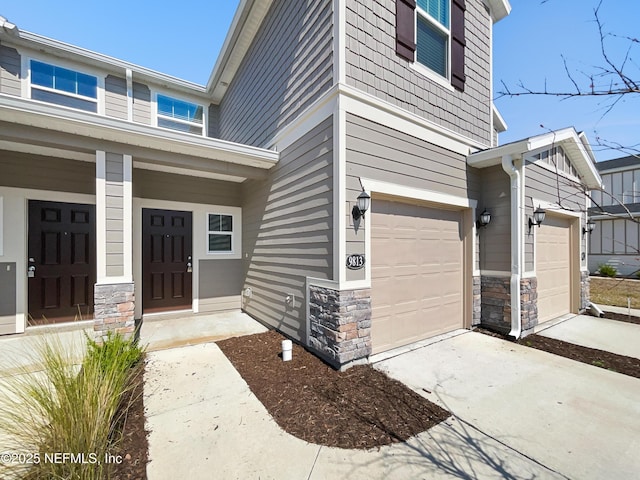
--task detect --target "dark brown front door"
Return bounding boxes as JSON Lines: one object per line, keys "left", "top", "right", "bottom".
{"left": 28, "top": 200, "right": 96, "bottom": 325}
{"left": 142, "top": 209, "right": 193, "bottom": 313}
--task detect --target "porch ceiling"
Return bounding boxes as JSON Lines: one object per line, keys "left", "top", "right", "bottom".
{"left": 0, "top": 95, "right": 279, "bottom": 181}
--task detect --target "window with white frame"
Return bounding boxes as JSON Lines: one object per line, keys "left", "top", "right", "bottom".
{"left": 416, "top": 0, "right": 450, "bottom": 78}
{"left": 157, "top": 94, "right": 204, "bottom": 135}
{"left": 30, "top": 60, "right": 98, "bottom": 112}
{"left": 207, "top": 213, "right": 233, "bottom": 253}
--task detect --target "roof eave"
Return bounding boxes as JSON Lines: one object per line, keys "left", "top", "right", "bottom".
{"left": 484, "top": 0, "right": 512, "bottom": 23}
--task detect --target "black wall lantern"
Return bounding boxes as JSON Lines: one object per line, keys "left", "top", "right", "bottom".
{"left": 352, "top": 190, "right": 371, "bottom": 221}
{"left": 528, "top": 206, "right": 546, "bottom": 231}
{"left": 477, "top": 209, "right": 491, "bottom": 228}
{"left": 583, "top": 219, "right": 596, "bottom": 235}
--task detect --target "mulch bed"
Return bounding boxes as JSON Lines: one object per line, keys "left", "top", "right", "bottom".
{"left": 603, "top": 311, "right": 640, "bottom": 325}
{"left": 112, "top": 363, "right": 148, "bottom": 480}
{"left": 217, "top": 330, "right": 450, "bottom": 449}
{"left": 476, "top": 328, "right": 640, "bottom": 379}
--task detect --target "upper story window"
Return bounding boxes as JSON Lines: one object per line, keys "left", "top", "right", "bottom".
{"left": 416, "top": 0, "right": 450, "bottom": 78}
{"left": 157, "top": 94, "right": 204, "bottom": 135}
{"left": 30, "top": 60, "right": 98, "bottom": 112}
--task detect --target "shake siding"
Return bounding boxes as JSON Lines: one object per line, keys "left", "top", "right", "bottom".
{"left": 525, "top": 161, "right": 586, "bottom": 272}
{"left": 345, "top": 113, "right": 480, "bottom": 280}
{"left": 219, "top": 0, "right": 333, "bottom": 148}
{"left": 0, "top": 45, "right": 21, "bottom": 96}
{"left": 345, "top": 0, "right": 492, "bottom": 145}
{"left": 105, "top": 153, "right": 124, "bottom": 277}
{"left": 479, "top": 165, "right": 510, "bottom": 271}
{"left": 132, "top": 169, "right": 242, "bottom": 207}
{"left": 105, "top": 75, "right": 128, "bottom": 120}
{"left": 241, "top": 117, "right": 333, "bottom": 341}
{"left": 0, "top": 151, "right": 94, "bottom": 194}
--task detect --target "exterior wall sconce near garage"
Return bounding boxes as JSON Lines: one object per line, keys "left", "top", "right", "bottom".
{"left": 477, "top": 209, "right": 491, "bottom": 228}
{"left": 528, "top": 206, "right": 546, "bottom": 232}
{"left": 583, "top": 219, "right": 596, "bottom": 236}
{"left": 352, "top": 190, "right": 371, "bottom": 221}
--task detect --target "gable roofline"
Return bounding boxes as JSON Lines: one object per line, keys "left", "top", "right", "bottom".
{"left": 484, "top": 0, "right": 511, "bottom": 23}
{"left": 594, "top": 155, "right": 640, "bottom": 173}
{"left": 492, "top": 104, "right": 507, "bottom": 133}
{"left": 468, "top": 127, "right": 603, "bottom": 189}
{"left": 206, "top": 0, "right": 274, "bottom": 102}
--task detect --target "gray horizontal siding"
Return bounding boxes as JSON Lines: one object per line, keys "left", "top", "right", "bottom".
{"left": 525, "top": 161, "right": 586, "bottom": 272}
{"left": 208, "top": 104, "right": 220, "bottom": 139}
{"left": 0, "top": 150, "right": 95, "bottom": 194}
{"left": 219, "top": 0, "right": 333, "bottom": 147}
{"left": 346, "top": 113, "right": 479, "bottom": 280}
{"left": 132, "top": 169, "right": 242, "bottom": 206}
{"left": 133, "top": 82, "right": 151, "bottom": 124}
{"left": 0, "top": 262, "right": 17, "bottom": 335}
{"left": 199, "top": 259, "right": 242, "bottom": 313}
{"left": 105, "top": 75, "right": 128, "bottom": 120}
{"left": 241, "top": 116, "right": 333, "bottom": 341}
{"left": 0, "top": 45, "right": 21, "bottom": 96}
{"left": 105, "top": 153, "right": 124, "bottom": 277}
{"left": 479, "top": 165, "right": 510, "bottom": 272}
{"left": 345, "top": 0, "right": 492, "bottom": 146}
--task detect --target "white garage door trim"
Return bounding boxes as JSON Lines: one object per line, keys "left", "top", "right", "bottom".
{"left": 371, "top": 198, "right": 465, "bottom": 354}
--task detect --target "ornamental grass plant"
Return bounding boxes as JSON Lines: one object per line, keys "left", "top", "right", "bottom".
{"left": 0, "top": 331, "right": 144, "bottom": 480}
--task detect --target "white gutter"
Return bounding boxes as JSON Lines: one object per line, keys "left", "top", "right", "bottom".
{"left": 501, "top": 154, "right": 523, "bottom": 338}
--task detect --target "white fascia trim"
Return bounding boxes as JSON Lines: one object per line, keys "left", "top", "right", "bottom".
{"left": 483, "top": 0, "right": 511, "bottom": 23}
{"left": 96, "top": 151, "right": 106, "bottom": 281}
{"left": 492, "top": 104, "right": 507, "bottom": 133}
{"left": 532, "top": 197, "right": 583, "bottom": 218}
{"left": 269, "top": 84, "right": 338, "bottom": 152}
{"left": 361, "top": 179, "right": 478, "bottom": 210}
{"left": 10, "top": 31, "right": 207, "bottom": 94}
{"left": 0, "top": 95, "right": 278, "bottom": 168}
{"left": 338, "top": 83, "right": 484, "bottom": 156}
{"left": 123, "top": 154, "right": 133, "bottom": 281}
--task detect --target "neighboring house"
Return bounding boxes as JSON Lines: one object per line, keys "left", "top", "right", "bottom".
{"left": 0, "top": 0, "right": 602, "bottom": 369}
{"left": 588, "top": 156, "right": 640, "bottom": 276}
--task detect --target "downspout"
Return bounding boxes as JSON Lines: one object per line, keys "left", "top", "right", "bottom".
{"left": 501, "top": 154, "right": 523, "bottom": 339}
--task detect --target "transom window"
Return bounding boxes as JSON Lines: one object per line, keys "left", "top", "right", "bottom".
{"left": 157, "top": 94, "right": 204, "bottom": 135}
{"left": 207, "top": 214, "right": 233, "bottom": 253}
{"left": 30, "top": 60, "right": 98, "bottom": 112}
{"left": 416, "top": 0, "right": 450, "bottom": 78}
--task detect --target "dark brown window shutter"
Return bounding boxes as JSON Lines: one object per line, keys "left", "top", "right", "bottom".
{"left": 396, "top": 0, "right": 416, "bottom": 62}
{"left": 451, "top": 0, "right": 466, "bottom": 91}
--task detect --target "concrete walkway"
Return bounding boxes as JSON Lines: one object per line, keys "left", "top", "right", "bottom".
{"left": 144, "top": 340, "right": 566, "bottom": 479}
{"left": 536, "top": 314, "right": 640, "bottom": 358}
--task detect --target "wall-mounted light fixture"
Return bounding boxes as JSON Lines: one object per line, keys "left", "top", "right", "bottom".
{"left": 352, "top": 190, "right": 371, "bottom": 221}
{"left": 583, "top": 219, "right": 596, "bottom": 235}
{"left": 528, "top": 206, "right": 546, "bottom": 231}
{"left": 477, "top": 209, "right": 491, "bottom": 228}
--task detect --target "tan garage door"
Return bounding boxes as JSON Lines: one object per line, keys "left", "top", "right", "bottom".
{"left": 371, "top": 199, "right": 463, "bottom": 354}
{"left": 536, "top": 214, "right": 572, "bottom": 323}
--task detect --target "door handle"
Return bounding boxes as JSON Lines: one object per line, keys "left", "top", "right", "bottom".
{"left": 186, "top": 262, "right": 192, "bottom": 273}
{"left": 28, "top": 265, "right": 36, "bottom": 278}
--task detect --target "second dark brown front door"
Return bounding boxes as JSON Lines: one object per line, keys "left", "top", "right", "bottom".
{"left": 142, "top": 209, "right": 193, "bottom": 313}
{"left": 28, "top": 200, "right": 96, "bottom": 325}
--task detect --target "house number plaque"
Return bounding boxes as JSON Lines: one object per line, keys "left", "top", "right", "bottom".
{"left": 346, "top": 254, "right": 365, "bottom": 270}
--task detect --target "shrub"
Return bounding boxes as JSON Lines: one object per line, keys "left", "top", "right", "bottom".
{"left": 0, "top": 333, "right": 144, "bottom": 480}
{"left": 598, "top": 264, "right": 617, "bottom": 277}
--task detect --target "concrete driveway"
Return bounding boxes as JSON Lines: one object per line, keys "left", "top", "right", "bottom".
{"left": 376, "top": 330, "right": 640, "bottom": 480}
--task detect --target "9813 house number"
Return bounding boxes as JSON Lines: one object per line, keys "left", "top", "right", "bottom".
{"left": 346, "top": 254, "right": 365, "bottom": 270}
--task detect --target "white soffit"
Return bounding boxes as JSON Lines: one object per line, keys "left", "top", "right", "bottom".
{"left": 492, "top": 104, "right": 507, "bottom": 133}
{"left": 484, "top": 0, "right": 511, "bottom": 23}
{"left": 207, "top": 0, "right": 275, "bottom": 102}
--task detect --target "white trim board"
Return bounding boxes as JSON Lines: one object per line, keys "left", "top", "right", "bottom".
{"left": 361, "top": 179, "right": 478, "bottom": 210}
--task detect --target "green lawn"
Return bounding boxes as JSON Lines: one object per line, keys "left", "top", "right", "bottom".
{"left": 590, "top": 276, "right": 640, "bottom": 309}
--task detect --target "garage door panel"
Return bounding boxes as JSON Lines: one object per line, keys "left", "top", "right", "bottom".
{"left": 371, "top": 199, "right": 464, "bottom": 354}
{"left": 536, "top": 215, "right": 571, "bottom": 323}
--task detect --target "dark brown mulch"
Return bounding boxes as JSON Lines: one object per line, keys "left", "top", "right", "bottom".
{"left": 603, "top": 311, "right": 640, "bottom": 325}
{"left": 217, "top": 330, "right": 450, "bottom": 449}
{"left": 476, "top": 328, "right": 640, "bottom": 379}
{"left": 112, "top": 363, "right": 148, "bottom": 480}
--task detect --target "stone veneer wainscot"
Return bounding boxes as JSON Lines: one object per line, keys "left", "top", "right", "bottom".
{"left": 93, "top": 283, "right": 135, "bottom": 340}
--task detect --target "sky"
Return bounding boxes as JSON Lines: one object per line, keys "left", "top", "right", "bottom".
{"left": 2, "top": 0, "right": 638, "bottom": 162}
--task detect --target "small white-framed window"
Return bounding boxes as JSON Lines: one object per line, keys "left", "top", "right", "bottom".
{"left": 29, "top": 60, "right": 98, "bottom": 112}
{"left": 156, "top": 94, "right": 204, "bottom": 135}
{"left": 207, "top": 213, "right": 234, "bottom": 253}
{"left": 416, "top": 0, "right": 450, "bottom": 79}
